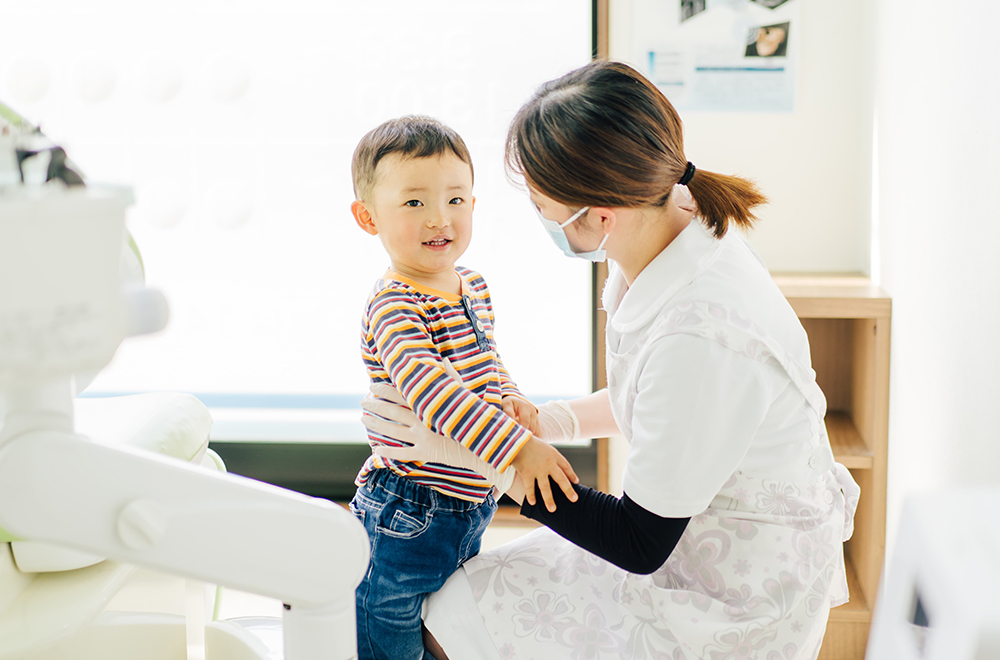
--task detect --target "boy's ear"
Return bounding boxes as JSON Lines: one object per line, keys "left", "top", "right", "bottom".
{"left": 352, "top": 200, "right": 378, "bottom": 235}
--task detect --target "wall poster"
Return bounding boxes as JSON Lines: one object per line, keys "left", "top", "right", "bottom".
{"left": 636, "top": 0, "right": 800, "bottom": 112}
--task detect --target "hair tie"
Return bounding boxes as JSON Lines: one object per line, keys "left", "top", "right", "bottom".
{"left": 678, "top": 162, "right": 696, "bottom": 186}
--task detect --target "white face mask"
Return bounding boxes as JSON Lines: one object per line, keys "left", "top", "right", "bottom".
{"left": 534, "top": 205, "right": 609, "bottom": 262}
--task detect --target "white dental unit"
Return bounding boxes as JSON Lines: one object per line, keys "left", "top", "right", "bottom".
{"left": 0, "top": 128, "right": 369, "bottom": 659}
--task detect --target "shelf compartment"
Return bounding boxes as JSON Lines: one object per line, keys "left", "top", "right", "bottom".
{"left": 826, "top": 411, "right": 873, "bottom": 469}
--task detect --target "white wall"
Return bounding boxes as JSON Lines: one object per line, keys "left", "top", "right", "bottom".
{"left": 872, "top": 0, "right": 1000, "bottom": 550}
{"left": 610, "top": 0, "right": 874, "bottom": 273}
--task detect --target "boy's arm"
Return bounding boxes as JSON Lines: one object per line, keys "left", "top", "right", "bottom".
{"left": 369, "top": 289, "right": 531, "bottom": 472}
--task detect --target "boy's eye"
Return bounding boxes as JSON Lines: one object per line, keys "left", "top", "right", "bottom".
{"left": 405, "top": 200, "right": 423, "bottom": 207}
{"left": 449, "top": 197, "right": 464, "bottom": 205}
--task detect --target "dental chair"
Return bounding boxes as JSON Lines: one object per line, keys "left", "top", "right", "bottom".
{"left": 0, "top": 138, "right": 369, "bottom": 659}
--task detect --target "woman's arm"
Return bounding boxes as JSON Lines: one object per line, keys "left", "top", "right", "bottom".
{"left": 567, "top": 389, "right": 621, "bottom": 439}
{"left": 520, "top": 481, "right": 689, "bottom": 575}
{"left": 364, "top": 395, "right": 685, "bottom": 573}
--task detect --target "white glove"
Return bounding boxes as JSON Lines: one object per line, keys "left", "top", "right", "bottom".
{"left": 361, "top": 383, "right": 517, "bottom": 494}
{"left": 535, "top": 400, "right": 581, "bottom": 444}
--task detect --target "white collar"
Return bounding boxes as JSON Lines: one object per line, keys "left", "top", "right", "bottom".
{"left": 604, "top": 219, "right": 724, "bottom": 334}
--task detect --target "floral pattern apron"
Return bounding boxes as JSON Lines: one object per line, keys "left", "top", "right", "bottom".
{"left": 460, "top": 301, "right": 860, "bottom": 660}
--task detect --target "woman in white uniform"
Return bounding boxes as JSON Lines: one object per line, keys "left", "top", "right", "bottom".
{"left": 362, "top": 60, "right": 860, "bottom": 660}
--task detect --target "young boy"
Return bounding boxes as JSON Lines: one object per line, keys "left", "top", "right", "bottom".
{"left": 349, "top": 115, "right": 577, "bottom": 660}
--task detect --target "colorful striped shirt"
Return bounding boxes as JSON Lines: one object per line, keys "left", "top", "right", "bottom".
{"left": 356, "top": 267, "right": 533, "bottom": 502}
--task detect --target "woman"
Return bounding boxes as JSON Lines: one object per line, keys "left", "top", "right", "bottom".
{"left": 362, "top": 60, "right": 859, "bottom": 660}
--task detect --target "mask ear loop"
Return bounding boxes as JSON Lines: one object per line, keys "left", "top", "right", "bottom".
{"left": 558, "top": 205, "right": 590, "bottom": 228}
{"left": 561, "top": 206, "right": 610, "bottom": 250}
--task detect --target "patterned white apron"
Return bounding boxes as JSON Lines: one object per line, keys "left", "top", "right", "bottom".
{"left": 459, "top": 300, "right": 860, "bottom": 660}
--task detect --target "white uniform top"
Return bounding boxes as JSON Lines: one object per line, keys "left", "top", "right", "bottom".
{"left": 427, "top": 217, "right": 861, "bottom": 660}
{"left": 604, "top": 217, "right": 838, "bottom": 518}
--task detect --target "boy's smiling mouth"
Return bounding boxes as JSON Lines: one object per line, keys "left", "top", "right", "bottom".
{"left": 422, "top": 236, "right": 452, "bottom": 248}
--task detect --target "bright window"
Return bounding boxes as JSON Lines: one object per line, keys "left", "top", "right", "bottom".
{"left": 3, "top": 0, "right": 594, "bottom": 443}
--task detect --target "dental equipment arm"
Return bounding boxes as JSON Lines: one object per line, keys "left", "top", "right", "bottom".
{"left": 0, "top": 182, "right": 369, "bottom": 660}
{"left": 0, "top": 426, "right": 369, "bottom": 659}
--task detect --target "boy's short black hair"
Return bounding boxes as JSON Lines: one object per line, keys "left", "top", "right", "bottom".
{"left": 352, "top": 115, "right": 473, "bottom": 201}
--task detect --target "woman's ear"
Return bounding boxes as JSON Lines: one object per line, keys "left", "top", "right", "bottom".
{"left": 589, "top": 207, "right": 618, "bottom": 236}
{"left": 669, "top": 184, "right": 697, "bottom": 214}
{"left": 352, "top": 200, "right": 378, "bottom": 235}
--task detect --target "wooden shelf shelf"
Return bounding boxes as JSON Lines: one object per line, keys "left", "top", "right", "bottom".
{"left": 774, "top": 273, "right": 889, "bottom": 659}
{"left": 773, "top": 273, "right": 891, "bottom": 320}
{"left": 826, "top": 411, "right": 873, "bottom": 469}
{"left": 829, "top": 557, "right": 870, "bottom": 623}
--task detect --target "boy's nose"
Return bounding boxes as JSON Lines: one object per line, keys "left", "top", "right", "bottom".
{"left": 426, "top": 209, "right": 451, "bottom": 228}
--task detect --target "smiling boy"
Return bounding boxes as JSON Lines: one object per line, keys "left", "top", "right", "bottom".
{"left": 348, "top": 116, "right": 577, "bottom": 660}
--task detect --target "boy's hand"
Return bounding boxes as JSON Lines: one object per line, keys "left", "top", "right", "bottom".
{"left": 511, "top": 436, "right": 579, "bottom": 512}
{"left": 502, "top": 395, "right": 540, "bottom": 436}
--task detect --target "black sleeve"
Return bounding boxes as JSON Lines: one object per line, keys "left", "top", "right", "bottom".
{"left": 519, "top": 480, "right": 689, "bottom": 575}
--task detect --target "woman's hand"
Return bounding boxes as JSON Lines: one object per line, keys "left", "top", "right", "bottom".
{"left": 534, "top": 400, "right": 581, "bottom": 443}
{"left": 361, "top": 356, "right": 465, "bottom": 462}
{"left": 537, "top": 390, "right": 620, "bottom": 443}
{"left": 360, "top": 372, "right": 517, "bottom": 494}
{"left": 361, "top": 383, "right": 455, "bottom": 463}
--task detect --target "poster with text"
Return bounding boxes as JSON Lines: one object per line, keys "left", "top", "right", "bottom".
{"left": 635, "top": 0, "right": 800, "bottom": 112}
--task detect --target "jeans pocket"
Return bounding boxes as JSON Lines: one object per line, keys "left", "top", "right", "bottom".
{"left": 378, "top": 500, "right": 433, "bottom": 539}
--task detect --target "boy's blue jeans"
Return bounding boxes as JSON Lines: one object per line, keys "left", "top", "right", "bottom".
{"left": 350, "top": 469, "right": 497, "bottom": 660}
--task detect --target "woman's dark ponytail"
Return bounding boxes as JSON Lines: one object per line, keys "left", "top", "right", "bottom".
{"left": 686, "top": 168, "right": 767, "bottom": 237}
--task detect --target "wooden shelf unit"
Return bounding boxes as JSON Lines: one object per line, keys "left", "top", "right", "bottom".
{"left": 774, "top": 273, "right": 891, "bottom": 660}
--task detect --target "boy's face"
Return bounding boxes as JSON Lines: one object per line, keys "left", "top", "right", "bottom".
{"left": 354, "top": 152, "right": 474, "bottom": 284}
